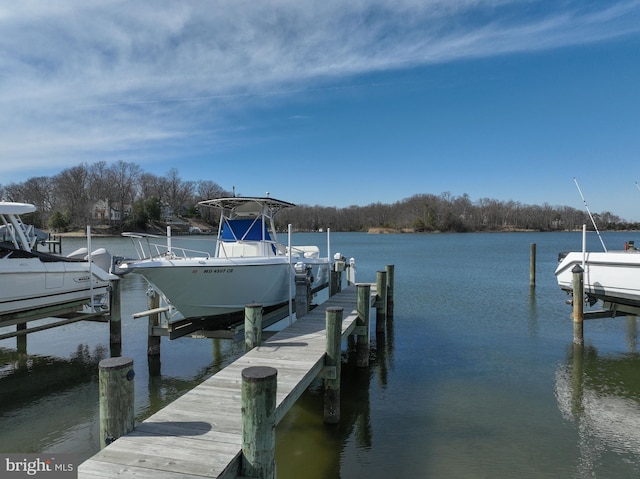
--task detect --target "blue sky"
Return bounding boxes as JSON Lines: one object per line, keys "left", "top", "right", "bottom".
{"left": 1, "top": 1, "right": 640, "bottom": 219}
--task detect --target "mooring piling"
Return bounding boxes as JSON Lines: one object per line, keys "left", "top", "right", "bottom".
{"left": 330, "top": 255, "right": 346, "bottom": 296}
{"left": 375, "top": 270, "right": 388, "bottom": 333}
{"left": 385, "top": 264, "right": 395, "bottom": 319}
{"left": 355, "top": 283, "right": 371, "bottom": 368}
{"left": 572, "top": 264, "right": 584, "bottom": 345}
{"left": 241, "top": 366, "right": 277, "bottom": 479}
{"left": 530, "top": 243, "right": 536, "bottom": 288}
{"left": 294, "top": 264, "right": 312, "bottom": 319}
{"left": 147, "top": 289, "right": 161, "bottom": 357}
{"left": 323, "top": 306, "right": 343, "bottom": 424}
{"left": 245, "top": 304, "right": 263, "bottom": 351}
{"left": 98, "top": 356, "right": 135, "bottom": 449}
{"left": 109, "top": 280, "right": 122, "bottom": 356}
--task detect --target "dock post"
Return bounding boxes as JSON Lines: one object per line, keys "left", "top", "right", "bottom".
{"left": 241, "top": 366, "right": 277, "bottom": 479}
{"left": 572, "top": 265, "right": 584, "bottom": 345}
{"left": 530, "top": 243, "right": 536, "bottom": 288}
{"left": 99, "top": 356, "right": 135, "bottom": 449}
{"left": 147, "top": 289, "right": 161, "bottom": 357}
{"left": 385, "top": 264, "right": 395, "bottom": 319}
{"left": 330, "top": 255, "right": 346, "bottom": 297}
{"left": 324, "top": 307, "right": 343, "bottom": 424}
{"left": 356, "top": 284, "right": 371, "bottom": 368}
{"left": 294, "top": 265, "right": 311, "bottom": 319}
{"left": 330, "top": 270, "right": 341, "bottom": 297}
{"left": 245, "top": 304, "right": 263, "bottom": 351}
{"left": 16, "top": 324, "right": 27, "bottom": 354}
{"left": 109, "top": 281, "right": 122, "bottom": 357}
{"left": 375, "top": 271, "right": 387, "bottom": 333}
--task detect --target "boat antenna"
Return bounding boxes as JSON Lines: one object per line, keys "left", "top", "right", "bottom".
{"left": 574, "top": 177, "right": 607, "bottom": 252}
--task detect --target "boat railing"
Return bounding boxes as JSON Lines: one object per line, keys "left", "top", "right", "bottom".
{"left": 286, "top": 245, "right": 321, "bottom": 259}
{"left": 122, "top": 232, "right": 211, "bottom": 260}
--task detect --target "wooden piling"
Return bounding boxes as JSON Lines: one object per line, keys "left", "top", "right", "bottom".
{"left": 109, "top": 281, "right": 122, "bottom": 356}
{"left": 99, "top": 356, "right": 135, "bottom": 449}
{"left": 375, "top": 271, "right": 387, "bottom": 333}
{"left": 294, "top": 266, "right": 311, "bottom": 319}
{"left": 147, "top": 290, "right": 161, "bottom": 357}
{"left": 572, "top": 265, "right": 584, "bottom": 345}
{"left": 245, "top": 304, "right": 263, "bottom": 351}
{"left": 356, "top": 284, "right": 371, "bottom": 368}
{"left": 324, "top": 306, "right": 343, "bottom": 424}
{"left": 241, "top": 366, "right": 277, "bottom": 479}
{"left": 385, "top": 264, "right": 395, "bottom": 318}
{"left": 529, "top": 243, "right": 536, "bottom": 287}
{"left": 330, "top": 269, "right": 341, "bottom": 297}
{"left": 16, "top": 323, "right": 27, "bottom": 354}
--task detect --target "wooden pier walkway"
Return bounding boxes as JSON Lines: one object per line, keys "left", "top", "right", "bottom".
{"left": 78, "top": 285, "right": 372, "bottom": 479}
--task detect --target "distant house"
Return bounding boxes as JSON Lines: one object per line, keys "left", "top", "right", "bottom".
{"left": 92, "top": 200, "right": 131, "bottom": 222}
{"left": 161, "top": 202, "right": 190, "bottom": 226}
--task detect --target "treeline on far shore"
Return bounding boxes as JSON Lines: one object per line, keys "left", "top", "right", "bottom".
{"left": 279, "top": 193, "right": 633, "bottom": 233}
{"left": 1, "top": 160, "right": 636, "bottom": 234}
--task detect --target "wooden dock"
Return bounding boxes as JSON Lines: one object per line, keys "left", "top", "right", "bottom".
{"left": 78, "top": 284, "right": 375, "bottom": 479}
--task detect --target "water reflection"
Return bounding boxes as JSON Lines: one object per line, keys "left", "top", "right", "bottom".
{"left": 0, "top": 344, "right": 106, "bottom": 410}
{"left": 275, "top": 311, "right": 395, "bottom": 479}
{"left": 528, "top": 285, "right": 538, "bottom": 338}
{"left": 0, "top": 335, "right": 245, "bottom": 460}
{"left": 0, "top": 344, "right": 106, "bottom": 454}
{"left": 556, "top": 339, "right": 640, "bottom": 476}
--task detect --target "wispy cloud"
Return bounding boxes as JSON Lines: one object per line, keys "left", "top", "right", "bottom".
{"left": 1, "top": 0, "right": 639, "bottom": 177}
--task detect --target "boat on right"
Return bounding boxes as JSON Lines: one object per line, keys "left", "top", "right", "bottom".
{"left": 555, "top": 232, "right": 640, "bottom": 313}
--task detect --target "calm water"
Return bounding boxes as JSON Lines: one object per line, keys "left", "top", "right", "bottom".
{"left": 2, "top": 231, "right": 640, "bottom": 478}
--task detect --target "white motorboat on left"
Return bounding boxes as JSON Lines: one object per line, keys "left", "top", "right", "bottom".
{"left": 0, "top": 201, "right": 118, "bottom": 317}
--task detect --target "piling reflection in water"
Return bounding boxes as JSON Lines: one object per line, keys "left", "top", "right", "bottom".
{"left": 275, "top": 309, "right": 394, "bottom": 479}
{"left": 556, "top": 325, "right": 640, "bottom": 477}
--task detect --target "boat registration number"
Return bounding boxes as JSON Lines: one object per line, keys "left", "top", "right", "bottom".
{"left": 195, "top": 268, "right": 234, "bottom": 274}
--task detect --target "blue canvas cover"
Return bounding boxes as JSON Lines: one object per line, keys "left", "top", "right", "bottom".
{"left": 220, "top": 219, "right": 271, "bottom": 241}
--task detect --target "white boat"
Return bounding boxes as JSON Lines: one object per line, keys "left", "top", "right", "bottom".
{"left": 0, "top": 201, "right": 117, "bottom": 317}
{"left": 555, "top": 232, "right": 640, "bottom": 311}
{"left": 119, "top": 196, "right": 332, "bottom": 325}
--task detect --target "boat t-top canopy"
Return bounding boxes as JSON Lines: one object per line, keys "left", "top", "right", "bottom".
{"left": 0, "top": 202, "right": 39, "bottom": 252}
{"left": 198, "top": 197, "right": 295, "bottom": 218}
{"left": 0, "top": 202, "right": 37, "bottom": 215}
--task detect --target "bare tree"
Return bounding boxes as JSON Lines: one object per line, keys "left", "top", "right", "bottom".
{"left": 109, "top": 161, "right": 141, "bottom": 229}
{"left": 19, "top": 177, "right": 55, "bottom": 228}
{"left": 165, "top": 168, "right": 196, "bottom": 216}
{"left": 53, "top": 164, "right": 91, "bottom": 227}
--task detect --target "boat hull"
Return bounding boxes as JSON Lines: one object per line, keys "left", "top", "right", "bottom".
{"left": 125, "top": 257, "right": 298, "bottom": 320}
{"left": 0, "top": 258, "right": 111, "bottom": 316}
{"left": 555, "top": 251, "right": 640, "bottom": 307}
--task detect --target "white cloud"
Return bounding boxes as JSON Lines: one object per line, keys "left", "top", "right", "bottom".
{"left": 0, "top": 0, "right": 639, "bottom": 177}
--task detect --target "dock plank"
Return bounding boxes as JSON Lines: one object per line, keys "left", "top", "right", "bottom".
{"left": 78, "top": 285, "right": 369, "bottom": 479}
